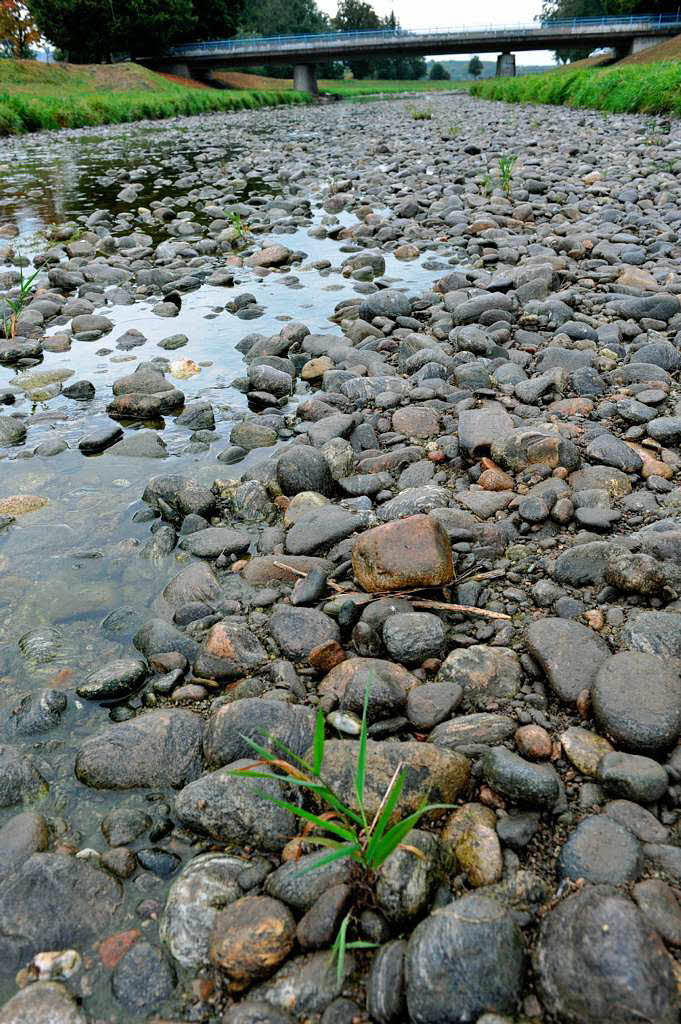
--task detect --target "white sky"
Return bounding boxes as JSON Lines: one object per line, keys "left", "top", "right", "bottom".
{"left": 316, "top": 0, "right": 556, "bottom": 65}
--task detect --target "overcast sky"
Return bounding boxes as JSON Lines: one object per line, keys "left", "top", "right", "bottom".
{"left": 317, "top": 0, "right": 556, "bottom": 65}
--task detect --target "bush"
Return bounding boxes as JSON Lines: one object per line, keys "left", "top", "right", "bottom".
{"left": 429, "top": 62, "right": 450, "bottom": 81}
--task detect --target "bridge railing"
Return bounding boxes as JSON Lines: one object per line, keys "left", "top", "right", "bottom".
{"left": 167, "top": 13, "right": 681, "bottom": 55}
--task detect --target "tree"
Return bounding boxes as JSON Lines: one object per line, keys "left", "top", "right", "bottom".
{"left": 468, "top": 55, "right": 483, "bottom": 78}
{"left": 333, "top": 0, "right": 380, "bottom": 77}
{"left": 429, "top": 61, "right": 450, "bottom": 80}
{"left": 0, "top": 1, "right": 40, "bottom": 56}
{"left": 27, "top": 0, "right": 241, "bottom": 61}
{"left": 191, "top": 0, "right": 242, "bottom": 39}
{"left": 238, "top": 0, "right": 341, "bottom": 78}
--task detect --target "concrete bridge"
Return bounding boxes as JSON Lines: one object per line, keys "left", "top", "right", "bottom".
{"left": 154, "top": 15, "right": 681, "bottom": 93}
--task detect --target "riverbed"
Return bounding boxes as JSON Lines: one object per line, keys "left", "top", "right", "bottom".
{"left": 1, "top": 93, "right": 680, "bottom": 1024}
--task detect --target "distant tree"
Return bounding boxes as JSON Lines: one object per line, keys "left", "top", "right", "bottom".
{"left": 468, "top": 55, "right": 483, "bottom": 78}
{"left": 429, "top": 61, "right": 450, "bottom": 80}
{"left": 333, "top": 0, "right": 380, "bottom": 77}
{"left": 0, "top": 0, "right": 40, "bottom": 56}
{"left": 190, "top": 0, "right": 242, "bottom": 39}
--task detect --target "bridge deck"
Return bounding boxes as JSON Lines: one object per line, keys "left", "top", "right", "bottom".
{"left": 160, "top": 14, "right": 681, "bottom": 65}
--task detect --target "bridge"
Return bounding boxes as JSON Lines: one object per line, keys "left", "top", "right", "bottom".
{"left": 153, "top": 15, "right": 681, "bottom": 93}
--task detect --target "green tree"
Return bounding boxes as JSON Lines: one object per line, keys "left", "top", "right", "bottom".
{"left": 468, "top": 55, "right": 483, "bottom": 78}
{"left": 27, "top": 0, "right": 243, "bottom": 60}
{"left": 334, "top": 0, "right": 380, "bottom": 77}
{"left": 190, "top": 0, "right": 242, "bottom": 39}
{"left": 238, "top": 0, "right": 341, "bottom": 78}
{"left": 429, "top": 61, "right": 450, "bottom": 80}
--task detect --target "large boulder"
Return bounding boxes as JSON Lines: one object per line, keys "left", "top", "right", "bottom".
{"left": 75, "top": 710, "right": 204, "bottom": 789}
{"left": 0, "top": 854, "right": 121, "bottom": 977}
{"left": 352, "top": 515, "right": 453, "bottom": 593}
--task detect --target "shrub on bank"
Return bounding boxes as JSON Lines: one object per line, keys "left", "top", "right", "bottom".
{"left": 470, "top": 61, "right": 681, "bottom": 115}
{"left": 0, "top": 87, "right": 310, "bottom": 136}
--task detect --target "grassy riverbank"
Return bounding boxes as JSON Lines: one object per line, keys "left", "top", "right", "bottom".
{"left": 0, "top": 59, "right": 309, "bottom": 136}
{"left": 470, "top": 59, "right": 681, "bottom": 115}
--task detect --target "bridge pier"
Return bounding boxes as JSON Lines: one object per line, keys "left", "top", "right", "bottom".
{"left": 630, "top": 35, "right": 667, "bottom": 54}
{"left": 496, "top": 52, "right": 516, "bottom": 77}
{"left": 293, "top": 63, "right": 318, "bottom": 95}
{"left": 165, "top": 62, "right": 194, "bottom": 80}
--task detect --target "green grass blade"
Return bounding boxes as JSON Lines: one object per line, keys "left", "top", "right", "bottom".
{"left": 240, "top": 734, "right": 277, "bottom": 761}
{"left": 251, "top": 791, "right": 357, "bottom": 842}
{"left": 365, "top": 768, "right": 407, "bottom": 868}
{"left": 355, "top": 681, "right": 370, "bottom": 828}
{"left": 331, "top": 912, "right": 351, "bottom": 987}
{"left": 371, "top": 803, "right": 453, "bottom": 865}
{"left": 312, "top": 708, "right": 325, "bottom": 776}
{"left": 296, "top": 844, "right": 360, "bottom": 875}
{"left": 267, "top": 734, "right": 314, "bottom": 773}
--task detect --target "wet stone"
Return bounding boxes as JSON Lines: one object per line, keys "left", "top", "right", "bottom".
{"left": 111, "top": 940, "right": 175, "bottom": 1014}
{"left": 176, "top": 760, "right": 296, "bottom": 852}
{"left": 75, "top": 709, "right": 204, "bottom": 790}
{"left": 0, "top": 982, "right": 87, "bottom": 1024}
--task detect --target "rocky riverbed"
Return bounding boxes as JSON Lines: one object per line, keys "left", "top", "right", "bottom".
{"left": 1, "top": 93, "right": 681, "bottom": 1023}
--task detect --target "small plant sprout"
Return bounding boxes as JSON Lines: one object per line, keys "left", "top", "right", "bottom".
{"left": 481, "top": 173, "right": 494, "bottom": 198}
{"left": 230, "top": 683, "right": 453, "bottom": 982}
{"left": 2, "top": 264, "right": 40, "bottom": 339}
{"left": 228, "top": 210, "right": 248, "bottom": 241}
{"left": 498, "top": 153, "right": 518, "bottom": 196}
{"left": 410, "top": 106, "right": 433, "bottom": 121}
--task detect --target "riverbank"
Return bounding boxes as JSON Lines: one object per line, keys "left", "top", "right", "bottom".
{"left": 1, "top": 93, "right": 681, "bottom": 1023}
{"left": 0, "top": 58, "right": 470, "bottom": 136}
{"left": 0, "top": 59, "right": 310, "bottom": 135}
{"left": 471, "top": 59, "right": 681, "bottom": 115}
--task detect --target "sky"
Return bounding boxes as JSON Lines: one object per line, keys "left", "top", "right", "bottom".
{"left": 316, "top": 0, "right": 556, "bottom": 65}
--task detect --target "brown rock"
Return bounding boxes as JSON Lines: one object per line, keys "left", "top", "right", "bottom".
{"left": 99, "top": 929, "right": 141, "bottom": 969}
{"left": 441, "top": 803, "right": 496, "bottom": 855}
{"left": 479, "top": 468, "right": 514, "bottom": 491}
{"left": 560, "top": 726, "right": 613, "bottom": 777}
{"left": 352, "top": 514, "right": 453, "bottom": 593}
{"left": 392, "top": 406, "right": 440, "bottom": 438}
{"left": 515, "top": 724, "right": 552, "bottom": 760}
{"left": 100, "top": 848, "right": 137, "bottom": 879}
{"left": 301, "top": 356, "right": 333, "bottom": 381}
{"left": 456, "top": 823, "right": 503, "bottom": 887}
{"left": 210, "top": 895, "right": 295, "bottom": 987}
{"left": 194, "top": 620, "right": 267, "bottom": 681}
{"left": 395, "top": 243, "right": 420, "bottom": 260}
{"left": 625, "top": 442, "right": 673, "bottom": 480}
{"left": 0, "top": 495, "right": 48, "bottom": 517}
{"left": 245, "top": 244, "right": 291, "bottom": 268}
{"left": 308, "top": 639, "right": 345, "bottom": 672}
